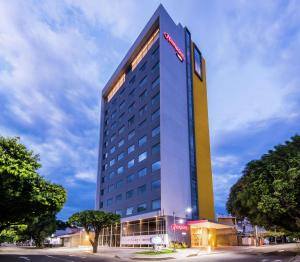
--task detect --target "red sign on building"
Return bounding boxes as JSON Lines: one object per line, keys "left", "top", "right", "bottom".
{"left": 171, "top": 224, "right": 188, "bottom": 231}
{"left": 163, "top": 32, "right": 185, "bottom": 62}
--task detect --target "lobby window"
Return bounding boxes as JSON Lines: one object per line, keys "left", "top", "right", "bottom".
{"left": 151, "top": 76, "right": 160, "bottom": 89}
{"left": 117, "top": 152, "right": 125, "bottom": 161}
{"left": 108, "top": 184, "right": 114, "bottom": 192}
{"left": 152, "top": 126, "right": 160, "bottom": 137}
{"left": 137, "top": 203, "right": 147, "bottom": 212}
{"left": 151, "top": 109, "right": 160, "bottom": 121}
{"left": 115, "top": 180, "right": 123, "bottom": 189}
{"left": 151, "top": 92, "right": 160, "bottom": 105}
{"left": 138, "top": 168, "right": 147, "bottom": 178}
{"left": 152, "top": 143, "right": 160, "bottom": 155}
{"left": 139, "top": 105, "right": 147, "bottom": 116}
{"left": 138, "top": 151, "right": 147, "bottom": 162}
{"left": 151, "top": 179, "right": 161, "bottom": 190}
{"left": 128, "top": 102, "right": 135, "bottom": 113}
{"left": 118, "top": 139, "right": 125, "bottom": 147}
{"left": 109, "top": 159, "right": 115, "bottom": 167}
{"left": 126, "top": 189, "right": 134, "bottom": 199}
{"left": 110, "top": 146, "right": 116, "bottom": 154}
{"left": 115, "top": 210, "right": 122, "bottom": 216}
{"left": 107, "top": 198, "right": 113, "bottom": 207}
{"left": 117, "top": 166, "right": 124, "bottom": 175}
{"left": 139, "top": 75, "right": 147, "bottom": 87}
{"left": 128, "top": 130, "right": 135, "bottom": 140}
{"left": 139, "top": 90, "right": 147, "bottom": 102}
{"left": 152, "top": 61, "right": 159, "bottom": 72}
{"left": 126, "top": 207, "right": 134, "bottom": 216}
{"left": 127, "top": 159, "right": 135, "bottom": 168}
{"left": 127, "top": 174, "right": 135, "bottom": 183}
{"left": 194, "top": 45, "right": 203, "bottom": 80}
{"left": 118, "top": 125, "right": 125, "bottom": 135}
{"left": 128, "top": 144, "right": 135, "bottom": 154}
{"left": 116, "top": 194, "right": 122, "bottom": 202}
{"left": 138, "top": 136, "right": 147, "bottom": 147}
{"left": 137, "top": 184, "right": 146, "bottom": 195}
{"left": 152, "top": 199, "right": 161, "bottom": 210}
{"left": 152, "top": 161, "right": 161, "bottom": 172}
{"left": 128, "top": 116, "right": 135, "bottom": 127}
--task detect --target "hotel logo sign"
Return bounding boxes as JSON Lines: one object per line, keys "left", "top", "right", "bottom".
{"left": 163, "top": 32, "right": 185, "bottom": 62}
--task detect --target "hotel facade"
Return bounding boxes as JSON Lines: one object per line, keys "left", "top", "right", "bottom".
{"left": 95, "top": 5, "right": 227, "bottom": 248}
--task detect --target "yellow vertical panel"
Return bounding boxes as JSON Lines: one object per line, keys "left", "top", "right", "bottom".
{"left": 192, "top": 45, "right": 215, "bottom": 221}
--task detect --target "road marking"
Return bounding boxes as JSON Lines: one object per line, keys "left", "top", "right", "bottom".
{"left": 19, "top": 257, "right": 30, "bottom": 261}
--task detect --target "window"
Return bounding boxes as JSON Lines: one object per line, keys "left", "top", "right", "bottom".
{"left": 126, "top": 207, "right": 134, "bottom": 216}
{"left": 137, "top": 184, "right": 146, "bottom": 195}
{"left": 118, "top": 139, "right": 124, "bottom": 147}
{"left": 139, "top": 119, "right": 147, "bottom": 129}
{"left": 116, "top": 194, "right": 122, "bottom": 202}
{"left": 119, "top": 112, "right": 125, "bottom": 120}
{"left": 100, "top": 202, "right": 103, "bottom": 208}
{"left": 129, "top": 75, "right": 136, "bottom": 84}
{"left": 107, "top": 198, "right": 113, "bottom": 206}
{"left": 194, "top": 45, "right": 203, "bottom": 80}
{"left": 151, "top": 179, "right": 161, "bottom": 190}
{"left": 152, "top": 199, "right": 161, "bottom": 210}
{"left": 109, "top": 159, "right": 115, "bottom": 166}
{"left": 152, "top": 46, "right": 159, "bottom": 57}
{"left": 108, "top": 184, "right": 114, "bottom": 192}
{"left": 151, "top": 109, "right": 160, "bottom": 121}
{"left": 138, "top": 168, "right": 147, "bottom": 178}
{"left": 152, "top": 61, "right": 159, "bottom": 72}
{"left": 103, "top": 153, "right": 108, "bottom": 160}
{"left": 117, "top": 152, "right": 125, "bottom": 161}
{"left": 137, "top": 203, "right": 147, "bottom": 212}
{"left": 139, "top": 75, "right": 147, "bottom": 87}
{"left": 138, "top": 152, "right": 147, "bottom": 162}
{"left": 151, "top": 76, "right": 160, "bottom": 89}
{"left": 128, "top": 116, "right": 135, "bottom": 127}
{"left": 128, "top": 130, "right": 135, "bottom": 140}
{"left": 129, "top": 88, "right": 135, "bottom": 96}
{"left": 118, "top": 125, "right": 125, "bottom": 135}
{"left": 139, "top": 90, "right": 147, "bottom": 102}
{"left": 110, "top": 146, "right": 116, "bottom": 154}
{"left": 117, "top": 166, "right": 124, "bottom": 175}
{"left": 109, "top": 171, "right": 115, "bottom": 180}
{"left": 119, "top": 100, "right": 125, "bottom": 110}
{"left": 152, "top": 143, "right": 160, "bottom": 154}
{"left": 139, "top": 61, "right": 147, "bottom": 71}
{"left": 152, "top": 161, "right": 161, "bottom": 172}
{"left": 103, "top": 141, "right": 108, "bottom": 148}
{"left": 111, "top": 122, "right": 117, "bottom": 129}
{"left": 115, "top": 210, "right": 122, "bottom": 216}
{"left": 138, "top": 136, "right": 147, "bottom": 147}
{"left": 111, "top": 110, "right": 117, "bottom": 119}
{"left": 152, "top": 126, "right": 160, "bottom": 137}
{"left": 101, "top": 176, "right": 105, "bottom": 183}
{"left": 128, "top": 102, "right": 135, "bottom": 113}
{"left": 128, "top": 144, "right": 135, "bottom": 154}
{"left": 116, "top": 180, "right": 123, "bottom": 189}
{"left": 151, "top": 92, "right": 160, "bottom": 105}
{"left": 127, "top": 159, "right": 135, "bottom": 168}
{"left": 104, "top": 119, "right": 108, "bottom": 127}
{"left": 102, "top": 164, "right": 107, "bottom": 171}
{"left": 126, "top": 190, "right": 134, "bottom": 199}
{"left": 127, "top": 174, "right": 135, "bottom": 183}
{"left": 139, "top": 105, "right": 147, "bottom": 116}
{"left": 100, "top": 189, "right": 104, "bottom": 196}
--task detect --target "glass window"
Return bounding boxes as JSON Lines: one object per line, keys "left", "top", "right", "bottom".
{"left": 118, "top": 125, "right": 125, "bottom": 134}
{"left": 100, "top": 189, "right": 104, "bottom": 196}
{"left": 138, "top": 168, "right": 147, "bottom": 178}
{"left": 101, "top": 176, "right": 105, "bottom": 183}
{"left": 128, "top": 102, "right": 135, "bottom": 113}
{"left": 103, "top": 153, "right": 108, "bottom": 160}
{"left": 139, "top": 61, "right": 147, "bottom": 71}
{"left": 117, "top": 166, "right": 124, "bottom": 175}
{"left": 137, "top": 184, "right": 146, "bottom": 195}
{"left": 127, "top": 159, "right": 135, "bottom": 168}
{"left": 126, "top": 207, "right": 134, "bottom": 216}
{"left": 128, "top": 144, "right": 135, "bottom": 154}
{"left": 119, "top": 100, "right": 125, "bottom": 110}
{"left": 116, "top": 194, "right": 122, "bottom": 202}
{"left": 119, "top": 112, "right": 125, "bottom": 120}
{"left": 110, "top": 159, "right": 115, "bottom": 166}
{"left": 102, "top": 164, "right": 107, "bottom": 171}
{"left": 108, "top": 184, "right": 114, "bottom": 192}
{"left": 100, "top": 202, "right": 103, "bottom": 208}
{"left": 115, "top": 209, "right": 122, "bottom": 216}
{"left": 128, "top": 130, "right": 135, "bottom": 140}
{"left": 152, "top": 199, "right": 161, "bottom": 210}
{"left": 152, "top": 161, "right": 161, "bottom": 172}
{"left": 139, "top": 90, "right": 147, "bottom": 102}
{"left": 116, "top": 180, "right": 123, "bottom": 189}
{"left": 129, "top": 88, "right": 135, "bottom": 96}
{"left": 139, "top": 105, "right": 147, "bottom": 116}
{"left": 151, "top": 179, "right": 161, "bottom": 190}
{"left": 110, "top": 146, "right": 116, "bottom": 154}
{"left": 109, "top": 171, "right": 115, "bottom": 180}
{"left": 137, "top": 203, "right": 147, "bottom": 212}
{"left": 138, "top": 152, "right": 147, "bottom": 162}
{"left": 151, "top": 76, "right": 160, "bottom": 89}
{"left": 129, "top": 76, "right": 136, "bottom": 84}
{"left": 151, "top": 109, "right": 160, "bottom": 121}
{"left": 138, "top": 136, "right": 147, "bottom": 147}
{"left": 139, "top": 75, "right": 147, "bottom": 87}
{"left": 128, "top": 116, "right": 135, "bottom": 127}
{"left": 152, "top": 62, "right": 159, "bottom": 72}
{"left": 139, "top": 119, "right": 147, "bottom": 129}
{"left": 126, "top": 190, "right": 134, "bottom": 199}
{"left": 117, "top": 152, "right": 125, "bottom": 161}
{"left": 111, "top": 122, "right": 116, "bottom": 129}
{"left": 152, "top": 143, "right": 160, "bottom": 154}
{"left": 152, "top": 46, "right": 159, "bottom": 57}
{"left": 194, "top": 45, "right": 202, "bottom": 80}
{"left": 151, "top": 92, "right": 160, "bottom": 105}
{"left": 118, "top": 139, "right": 124, "bottom": 147}
{"left": 127, "top": 174, "right": 135, "bottom": 183}
{"left": 107, "top": 198, "right": 113, "bottom": 206}
{"left": 111, "top": 111, "right": 117, "bottom": 119}
{"left": 152, "top": 126, "right": 160, "bottom": 137}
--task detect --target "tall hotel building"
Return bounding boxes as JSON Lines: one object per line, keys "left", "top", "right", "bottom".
{"left": 96, "top": 5, "right": 221, "bottom": 247}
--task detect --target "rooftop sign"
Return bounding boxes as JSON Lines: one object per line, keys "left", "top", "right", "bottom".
{"left": 163, "top": 32, "right": 185, "bottom": 62}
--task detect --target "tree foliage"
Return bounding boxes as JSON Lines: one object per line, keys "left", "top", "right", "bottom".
{"left": 227, "top": 135, "right": 300, "bottom": 233}
{"left": 0, "top": 136, "right": 67, "bottom": 236}
{"left": 69, "top": 210, "right": 120, "bottom": 253}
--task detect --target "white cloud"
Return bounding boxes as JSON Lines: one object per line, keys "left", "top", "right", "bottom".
{"left": 75, "top": 171, "right": 96, "bottom": 183}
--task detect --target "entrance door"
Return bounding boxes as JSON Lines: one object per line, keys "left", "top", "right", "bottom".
{"left": 191, "top": 227, "right": 202, "bottom": 247}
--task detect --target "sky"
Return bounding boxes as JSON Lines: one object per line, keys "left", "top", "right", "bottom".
{"left": 0, "top": 0, "right": 299, "bottom": 220}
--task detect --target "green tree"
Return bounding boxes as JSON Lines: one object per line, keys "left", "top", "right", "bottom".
{"left": 0, "top": 136, "right": 67, "bottom": 233}
{"left": 227, "top": 135, "right": 300, "bottom": 233}
{"left": 68, "top": 210, "right": 120, "bottom": 253}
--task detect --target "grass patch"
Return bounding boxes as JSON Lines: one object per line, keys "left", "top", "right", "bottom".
{"left": 135, "top": 249, "right": 176, "bottom": 255}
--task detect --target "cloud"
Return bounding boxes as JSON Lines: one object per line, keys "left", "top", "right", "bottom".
{"left": 75, "top": 171, "right": 97, "bottom": 183}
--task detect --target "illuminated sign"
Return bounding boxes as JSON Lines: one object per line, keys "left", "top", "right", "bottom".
{"left": 163, "top": 32, "right": 185, "bottom": 62}
{"left": 171, "top": 224, "right": 188, "bottom": 231}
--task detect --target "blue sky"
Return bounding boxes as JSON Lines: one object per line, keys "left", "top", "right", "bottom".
{"left": 0, "top": 0, "right": 299, "bottom": 220}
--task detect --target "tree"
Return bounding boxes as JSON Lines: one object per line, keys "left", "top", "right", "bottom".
{"left": 0, "top": 136, "right": 67, "bottom": 232}
{"left": 68, "top": 210, "right": 120, "bottom": 253}
{"left": 227, "top": 135, "right": 300, "bottom": 233}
